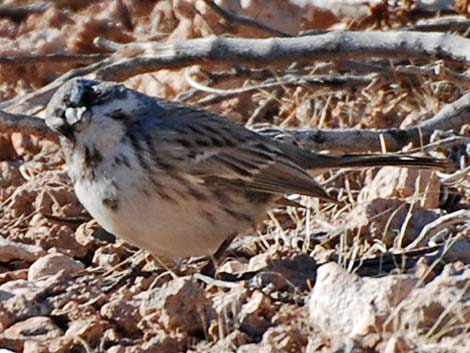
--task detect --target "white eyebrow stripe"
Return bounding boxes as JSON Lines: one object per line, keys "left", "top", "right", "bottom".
{"left": 192, "top": 151, "right": 218, "bottom": 163}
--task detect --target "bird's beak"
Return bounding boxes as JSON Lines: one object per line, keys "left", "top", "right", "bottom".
{"left": 64, "top": 106, "right": 89, "bottom": 127}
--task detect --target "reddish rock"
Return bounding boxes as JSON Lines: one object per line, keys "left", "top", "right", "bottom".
{"left": 0, "top": 276, "right": 59, "bottom": 331}
{"left": 238, "top": 291, "right": 274, "bottom": 338}
{"left": 259, "top": 325, "right": 308, "bottom": 353}
{"left": 100, "top": 298, "right": 142, "bottom": 337}
{"left": 92, "top": 244, "right": 129, "bottom": 268}
{"left": 343, "top": 198, "right": 440, "bottom": 247}
{"left": 75, "top": 220, "right": 116, "bottom": 252}
{"left": 0, "top": 316, "right": 62, "bottom": 352}
{"left": 381, "top": 336, "right": 416, "bottom": 353}
{"left": 65, "top": 0, "right": 133, "bottom": 52}
{"left": 139, "top": 277, "right": 216, "bottom": 336}
{"left": 0, "top": 161, "right": 23, "bottom": 201}
{"left": 248, "top": 251, "right": 317, "bottom": 292}
{"left": 397, "top": 265, "right": 470, "bottom": 336}
{"left": 64, "top": 318, "right": 110, "bottom": 347}
{"left": 106, "top": 345, "right": 145, "bottom": 353}
{"left": 141, "top": 330, "right": 186, "bottom": 353}
{"left": 359, "top": 167, "right": 441, "bottom": 209}
{"left": 0, "top": 135, "right": 17, "bottom": 161}
{"left": 0, "top": 269, "right": 28, "bottom": 286}
{"left": 0, "top": 238, "right": 45, "bottom": 263}
{"left": 27, "top": 224, "right": 87, "bottom": 259}
{"left": 28, "top": 253, "right": 84, "bottom": 281}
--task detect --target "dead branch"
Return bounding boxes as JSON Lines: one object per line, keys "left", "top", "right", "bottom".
{"left": 0, "top": 58, "right": 113, "bottom": 114}
{"left": 406, "top": 210, "right": 470, "bottom": 249}
{"left": 246, "top": 89, "right": 283, "bottom": 126}
{"left": 405, "top": 15, "right": 470, "bottom": 32}
{"left": 202, "top": 0, "right": 292, "bottom": 37}
{"left": 0, "top": 109, "right": 58, "bottom": 143}
{"left": 175, "top": 65, "right": 318, "bottom": 102}
{"left": 347, "top": 246, "right": 442, "bottom": 276}
{"left": 93, "top": 37, "right": 125, "bottom": 52}
{"left": 187, "top": 64, "right": 332, "bottom": 92}
{"left": 0, "top": 3, "right": 49, "bottom": 22}
{"left": 284, "top": 91, "right": 470, "bottom": 153}
{"left": 3, "top": 91, "right": 468, "bottom": 156}
{"left": 0, "top": 54, "right": 109, "bottom": 66}
{"left": 0, "top": 32, "right": 469, "bottom": 147}
{"left": 337, "top": 60, "right": 470, "bottom": 85}
{"left": 93, "top": 31, "right": 470, "bottom": 82}
{"left": 2, "top": 31, "right": 469, "bottom": 114}
{"left": 394, "top": 63, "right": 470, "bottom": 83}
{"left": 415, "top": 0, "right": 455, "bottom": 12}
{"left": 186, "top": 71, "right": 377, "bottom": 106}
{"left": 410, "top": 136, "right": 470, "bottom": 154}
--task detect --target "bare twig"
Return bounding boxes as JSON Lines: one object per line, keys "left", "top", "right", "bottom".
{"left": 405, "top": 15, "right": 470, "bottom": 32}
{"left": 394, "top": 63, "right": 470, "bottom": 83}
{"left": 191, "top": 73, "right": 376, "bottom": 106}
{"left": 347, "top": 245, "right": 442, "bottom": 276}
{"left": 0, "top": 109, "right": 58, "bottom": 143}
{"left": 3, "top": 31, "right": 470, "bottom": 114}
{"left": 285, "top": 91, "right": 470, "bottom": 153}
{"left": 0, "top": 32, "right": 469, "bottom": 148}
{"left": 0, "top": 3, "right": 49, "bottom": 22}
{"left": 409, "top": 136, "right": 470, "bottom": 153}
{"left": 440, "top": 166, "right": 470, "bottom": 186}
{"left": 0, "top": 58, "right": 114, "bottom": 114}
{"left": 415, "top": 0, "right": 455, "bottom": 12}
{"left": 205, "top": 65, "right": 331, "bottom": 82}
{"left": 0, "top": 53, "right": 109, "bottom": 66}
{"left": 207, "top": 66, "right": 275, "bottom": 81}
{"left": 337, "top": 60, "right": 470, "bottom": 85}
{"left": 185, "top": 71, "right": 377, "bottom": 99}
{"left": 1, "top": 90, "right": 469, "bottom": 156}
{"left": 418, "top": 91, "right": 470, "bottom": 133}
{"left": 202, "top": 0, "right": 292, "bottom": 37}
{"left": 93, "top": 31, "right": 470, "bottom": 81}
{"left": 246, "top": 89, "right": 282, "bottom": 126}
{"left": 93, "top": 37, "right": 126, "bottom": 52}
{"left": 406, "top": 210, "right": 470, "bottom": 249}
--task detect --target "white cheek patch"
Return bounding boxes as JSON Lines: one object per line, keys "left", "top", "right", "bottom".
{"left": 65, "top": 106, "right": 89, "bottom": 126}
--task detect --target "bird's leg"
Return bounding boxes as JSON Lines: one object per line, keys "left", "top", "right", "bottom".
{"left": 200, "top": 234, "right": 237, "bottom": 277}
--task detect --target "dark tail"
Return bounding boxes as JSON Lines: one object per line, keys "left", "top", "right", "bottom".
{"left": 292, "top": 152, "right": 453, "bottom": 172}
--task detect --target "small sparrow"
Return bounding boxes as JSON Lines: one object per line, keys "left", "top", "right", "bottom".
{"left": 45, "top": 79, "right": 450, "bottom": 261}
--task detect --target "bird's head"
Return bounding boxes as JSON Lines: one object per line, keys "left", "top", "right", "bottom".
{"left": 46, "top": 78, "right": 150, "bottom": 142}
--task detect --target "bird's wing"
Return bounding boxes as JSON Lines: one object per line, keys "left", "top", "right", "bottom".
{"left": 160, "top": 114, "right": 333, "bottom": 201}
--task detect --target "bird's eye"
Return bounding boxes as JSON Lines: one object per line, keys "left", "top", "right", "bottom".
{"left": 80, "top": 86, "right": 101, "bottom": 107}
{"left": 69, "top": 81, "right": 104, "bottom": 108}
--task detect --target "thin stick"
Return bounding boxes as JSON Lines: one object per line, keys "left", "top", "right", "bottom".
{"left": 186, "top": 71, "right": 377, "bottom": 96}
{"left": 285, "top": 91, "right": 470, "bottom": 153}
{"left": 406, "top": 210, "right": 470, "bottom": 249}
{"left": 0, "top": 109, "right": 58, "bottom": 143}
{"left": 0, "top": 54, "right": 109, "bottom": 66}
{"left": 404, "top": 15, "right": 470, "bottom": 32}
{"left": 203, "top": 0, "right": 292, "bottom": 37}
{"left": 0, "top": 58, "right": 114, "bottom": 114}
{"left": 94, "top": 32, "right": 470, "bottom": 81}
{"left": 3, "top": 32, "right": 470, "bottom": 114}
{"left": 0, "top": 3, "right": 49, "bottom": 21}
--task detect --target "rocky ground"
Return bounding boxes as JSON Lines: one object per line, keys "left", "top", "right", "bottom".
{"left": 0, "top": 1, "right": 469, "bottom": 352}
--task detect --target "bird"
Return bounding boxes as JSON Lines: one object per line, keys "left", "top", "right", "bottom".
{"left": 45, "top": 78, "right": 451, "bottom": 266}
